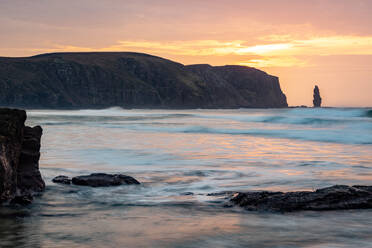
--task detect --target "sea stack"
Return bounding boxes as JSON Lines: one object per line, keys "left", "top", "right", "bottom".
{"left": 313, "top": 85, "right": 322, "bottom": 107}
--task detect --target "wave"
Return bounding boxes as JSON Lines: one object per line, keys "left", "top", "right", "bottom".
{"left": 29, "top": 109, "right": 195, "bottom": 124}
{"left": 29, "top": 107, "right": 372, "bottom": 144}
{"left": 365, "top": 110, "right": 372, "bottom": 118}
{"left": 118, "top": 124, "right": 372, "bottom": 145}
{"left": 29, "top": 107, "right": 194, "bottom": 117}
{"left": 252, "top": 116, "right": 350, "bottom": 125}
{"left": 196, "top": 108, "right": 371, "bottom": 126}
{"left": 29, "top": 107, "right": 370, "bottom": 125}
{"left": 40, "top": 121, "right": 81, "bottom": 126}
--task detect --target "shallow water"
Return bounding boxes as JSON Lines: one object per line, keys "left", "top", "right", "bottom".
{"left": 1, "top": 108, "right": 372, "bottom": 247}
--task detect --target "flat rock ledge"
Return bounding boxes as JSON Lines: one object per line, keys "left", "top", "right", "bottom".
{"left": 53, "top": 173, "right": 140, "bottom": 187}
{"left": 230, "top": 185, "right": 372, "bottom": 212}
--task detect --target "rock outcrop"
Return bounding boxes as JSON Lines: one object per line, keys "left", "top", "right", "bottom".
{"left": 52, "top": 175, "right": 71, "bottom": 185}
{"left": 53, "top": 173, "right": 140, "bottom": 187}
{"left": 313, "top": 85, "right": 322, "bottom": 107}
{"left": 0, "top": 108, "right": 45, "bottom": 205}
{"left": 230, "top": 185, "right": 372, "bottom": 212}
{"left": 0, "top": 52, "right": 287, "bottom": 109}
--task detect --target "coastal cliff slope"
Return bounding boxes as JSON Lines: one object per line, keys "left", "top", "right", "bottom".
{"left": 0, "top": 52, "right": 287, "bottom": 109}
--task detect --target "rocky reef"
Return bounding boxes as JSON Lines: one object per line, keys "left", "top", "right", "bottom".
{"left": 0, "top": 52, "right": 287, "bottom": 109}
{"left": 53, "top": 173, "right": 140, "bottom": 187}
{"left": 313, "top": 85, "right": 322, "bottom": 107}
{"left": 230, "top": 185, "right": 372, "bottom": 212}
{"left": 0, "top": 108, "right": 45, "bottom": 205}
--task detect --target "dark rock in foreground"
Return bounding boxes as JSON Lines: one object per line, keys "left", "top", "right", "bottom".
{"left": 0, "top": 108, "right": 45, "bottom": 205}
{"left": 17, "top": 126, "right": 45, "bottom": 194}
{"left": 10, "top": 194, "right": 34, "bottom": 206}
{"left": 53, "top": 173, "right": 140, "bottom": 187}
{"left": 231, "top": 185, "right": 372, "bottom": 212}
{"left": 0, "top": 52, "right": 287, "bottom": 109}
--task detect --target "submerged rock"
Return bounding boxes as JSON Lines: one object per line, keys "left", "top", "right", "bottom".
{"left": 53, "top": 173, "right": 140, "bottom": 187}
{"left": 0, "top": 108, "right": 45, "bottom": 205}
{"left": 231, "top": 185, "right": 372, "bottom": 212}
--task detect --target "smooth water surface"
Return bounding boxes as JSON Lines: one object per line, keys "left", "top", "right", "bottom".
{"left": 1, "top": 108, "right": 372, "bottom": 247}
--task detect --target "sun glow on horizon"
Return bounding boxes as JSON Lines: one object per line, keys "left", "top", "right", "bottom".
{"left": 20, "top": 35, "right": 372, "bottom": 70}
{"left": 234, "top": 43, "right": 293, "bottom": 55}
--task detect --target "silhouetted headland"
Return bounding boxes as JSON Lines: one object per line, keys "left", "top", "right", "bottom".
{"left": 0, "top": 52, "right": 287, "bottom": 109}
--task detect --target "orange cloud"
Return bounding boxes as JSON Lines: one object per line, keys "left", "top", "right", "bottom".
{"left": 26, "top": 35, "right": 372, "bottom": 69}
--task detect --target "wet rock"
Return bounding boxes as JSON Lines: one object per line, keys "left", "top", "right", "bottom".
{"left": 10, "top": 194, "right": 33, "bottom": 206}
{"left": 52, "top": 175, "right": 71, "bottom": 185}
{"left": 0, "top": 108, "right": 45, "bottom": 205}
{"left": 69, "top": 173, "right": 140, "bottom": 187}
{"left": 313, "top": 85, "right": 322, "bottom": 107}
{"left": 207, "top": 191, "right": 235, "bottom": 196}
{"left": 230, "top": 185, "right": 372, "bottom": 212}
{"left": 181, "top": 192, "right": 194, "bottom": 196}
{"left": 17, "top": 126, "right": 45, "bottom": 194}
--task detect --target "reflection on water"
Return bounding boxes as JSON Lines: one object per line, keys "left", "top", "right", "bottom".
{"left": 1, "top": 203, "right": 372, "bottom": 248}
{"left": 0, "top": 207, "right": 42, "bottom": 248}
{"left": 1, "top": 108, "right": 372, "bottom": 247}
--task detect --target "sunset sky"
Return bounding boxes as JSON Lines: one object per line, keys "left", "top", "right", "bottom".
{"left": 1, "top": 0, "right": 371, "bottom": 107}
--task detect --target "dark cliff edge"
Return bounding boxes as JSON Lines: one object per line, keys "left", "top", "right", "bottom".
{"left": 0, "top": 108, "right": 45, "bottom": 205}
{"left": 0, "top": 52, "right": 287, "bottom": 109}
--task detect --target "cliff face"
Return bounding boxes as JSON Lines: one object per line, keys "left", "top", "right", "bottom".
{"left": 187, "top": 64, "right": 287, "bottom": 108}
{"left": 0, "top": 108, "right": 45, "bottom": 204}
{"left": 0, "top": 52, "right": 288, "bottom": 109}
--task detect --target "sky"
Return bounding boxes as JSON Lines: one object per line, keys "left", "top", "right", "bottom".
{"left": 0, "top": 0, "right": 371, "bottom": 107}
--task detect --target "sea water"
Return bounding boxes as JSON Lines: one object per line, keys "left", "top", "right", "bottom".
{"left": 1, "top": 108, "right": 371, "bottom": 247}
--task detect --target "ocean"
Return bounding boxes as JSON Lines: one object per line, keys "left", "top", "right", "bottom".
{"left": 1, "top": 107, "right": 372, "bottom": 247}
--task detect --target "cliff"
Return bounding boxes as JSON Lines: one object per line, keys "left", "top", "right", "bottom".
{"left": 0, "top": 108, "right": 45, "bottom": 204}
{"left": 0, "top": 52, "right": 287, "bottom": 109}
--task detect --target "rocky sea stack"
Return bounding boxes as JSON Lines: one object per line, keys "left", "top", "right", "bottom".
{"left": 0, "top": 52, "right": 287, "bottom": 109}
{"left": 0, "top": 108, "right": 45, "bottom": 205}
{"left": 313, "top": 85, "right": 322, "bottom": 107}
